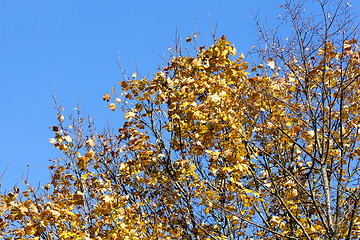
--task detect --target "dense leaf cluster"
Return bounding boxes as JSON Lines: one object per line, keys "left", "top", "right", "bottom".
{"left": 1, "top": 1, "right": 360, "bottom": 239}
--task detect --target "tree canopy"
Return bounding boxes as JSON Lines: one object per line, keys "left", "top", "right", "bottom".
{"left": 1, "top": 0, "right": 360, "bottom": 239}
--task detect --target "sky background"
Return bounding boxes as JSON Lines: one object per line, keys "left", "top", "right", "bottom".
{"left": 1, "top": 0, "right": 359, "bottom": 191}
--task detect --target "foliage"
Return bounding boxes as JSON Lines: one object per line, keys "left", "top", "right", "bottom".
{"left": 1, "top": 0, "right": 360, "bottom": 239}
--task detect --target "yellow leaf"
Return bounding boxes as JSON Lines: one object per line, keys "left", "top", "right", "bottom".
{"left": 124, "top": 111, "right": 136, "bottom": 120}
{"left": 103, "top": 195, "right": 113, "bottom": 203}
{"left": 58, "top": 115, "right": 64, "bottom": 123}
{"left": 267, "top": 61, "right": 275, "bottom": 69}
{"left": 210, "top": 94, "right": 221, "bottom": 103}
{"left": 87, "top": 139, "right": 95, "bottom": 147}
{"left": 85, "top": 149, "right": 95, "bottom": 159}
{"left": 205, "top": 207, "right": 211, "bottom": 214}
{"left": 344, "top": 43, "right": 352, "bottom": 51}
{"left": 64, "top": 135, "right": 72, "bottom": 142}
{"left": 270, "top": 216, "right": 282, "bottom": 225}
{"left": 109, "top": 103, "right": 116, "bottom": 111}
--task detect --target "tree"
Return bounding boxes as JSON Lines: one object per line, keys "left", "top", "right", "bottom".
{"left": 1, "top": 0, "right": 360, "bottom": 239}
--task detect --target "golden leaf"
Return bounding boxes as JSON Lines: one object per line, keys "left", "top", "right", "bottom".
{"left": 64, "top": 135, "right": 72, "bottom": 142}
{"left": 87, "top": 139, "right": 95, "bottom": 147}
{"left": 109, "top": 103, "right": 116, "bottom": 111}
{"left": 267, "top": 61, "right": 275, "bottom": 69}
{"left": 103, "top": 93, "right": 111, "bottom": 102}
{"left": 58, "top": 115, "right": 64, "bottom": 123}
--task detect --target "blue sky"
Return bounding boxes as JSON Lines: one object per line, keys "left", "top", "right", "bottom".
{"left": 0, "top": 1, "right": 359, "bottom": 190}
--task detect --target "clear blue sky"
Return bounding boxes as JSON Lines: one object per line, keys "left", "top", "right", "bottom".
{"left": 1, "top": 1, "right": 359, "bottom": 190}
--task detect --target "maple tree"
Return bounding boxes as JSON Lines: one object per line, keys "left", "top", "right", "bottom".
{"left": 1, "top": 0, "right": 360, "bottom": 239}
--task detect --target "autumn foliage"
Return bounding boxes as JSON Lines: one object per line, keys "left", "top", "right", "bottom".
{"left": 1, "top": 0, "right": 360, "bottom": 239}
